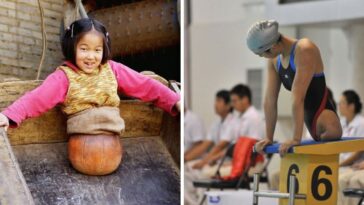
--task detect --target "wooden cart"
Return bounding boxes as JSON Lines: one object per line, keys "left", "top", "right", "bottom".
{"left": 0, "top": 80, "right": 180, "bottom": 205}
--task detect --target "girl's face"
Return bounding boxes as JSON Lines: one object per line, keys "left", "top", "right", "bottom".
{"left": 75, "top": 30, "right": 104, "bottom": 74}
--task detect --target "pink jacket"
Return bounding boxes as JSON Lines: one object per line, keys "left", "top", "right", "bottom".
{"left": 2, "top": 60, "right": 180, "bottom": 127}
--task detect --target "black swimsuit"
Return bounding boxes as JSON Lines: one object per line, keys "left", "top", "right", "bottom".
{"left": 276, "top": 41, "right": 336, "bottom": 141}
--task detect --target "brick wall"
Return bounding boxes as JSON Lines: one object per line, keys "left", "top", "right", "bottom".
{"left": 0, "top": 0, "right": 64, "bottom": 81}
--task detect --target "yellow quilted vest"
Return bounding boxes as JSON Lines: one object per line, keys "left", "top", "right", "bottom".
{"left": 58, "top": 63, "right": 120, "bottom": 116}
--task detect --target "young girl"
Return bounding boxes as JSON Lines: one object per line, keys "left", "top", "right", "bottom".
{"left": 0, "top": 18, "right": 180, "bottom": 175}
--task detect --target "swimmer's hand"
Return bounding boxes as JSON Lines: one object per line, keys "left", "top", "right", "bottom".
{"left": 0, "top": 113, "right": 9, "bottom": 131}
{"left": 279, "top": 139, "right": 301, "bottom": 157}
{"left": 254, "top": 138, "right": 273, "bottom": 154}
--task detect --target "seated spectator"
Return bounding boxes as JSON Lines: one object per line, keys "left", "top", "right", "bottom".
{"left": 184, "top": 107, "right": 210, "bottom": 205}
{"left": 184, "top": 90, "right": 233, "bottom": 205}
{"left": 185, "top": 84, "right": 265, "bottom": 204}
{"left": 184, "top": 107, "right": 208, "bottom": 162}
{"left": 190, "top": 90, "right": 234, "bottom": 171}
{"left": 337, "top": 90, "right": 364, "bottom": 205}
{"left": 193, "top": 84, "right": 265, "bottom": 178}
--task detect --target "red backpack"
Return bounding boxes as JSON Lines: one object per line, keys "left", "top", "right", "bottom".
{"left": 221, "top": 136, "right": 264, "bottom": 181}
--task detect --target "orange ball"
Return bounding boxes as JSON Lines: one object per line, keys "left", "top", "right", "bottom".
{"left": 68, "top": 134, "right": 122, "bottom": 175}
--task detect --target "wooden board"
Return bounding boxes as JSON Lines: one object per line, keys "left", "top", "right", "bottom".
{"left": 5, "top": 101, "right": 164, "bottom": 145}
{"left": 0, "top": 80, "right": 42, "bottom": 109}
{"left": 13, "top": 137, "right": 180, "bottom": 205}
{"left": 160, "top": 112, "right": 180, "bottom": 167}
{"left": 0, "top": 130, "right": 34, "bottom": 204}
{"left": 120, "top": 101, "right": 163, "bottom": 138}
{"left": 0, "top": 80, "right": 166, "bottom": 145}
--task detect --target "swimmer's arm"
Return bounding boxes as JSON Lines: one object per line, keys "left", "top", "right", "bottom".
{"left": 291, "top": 41, "right": 316, "bottom": 142}
{"left": 264, "top": 59, "right": 281, "bottom": 142}
{"left": 1, "top": 70, "right": 68, "bottom": 128}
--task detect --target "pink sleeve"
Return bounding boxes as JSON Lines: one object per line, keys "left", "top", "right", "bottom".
{"left": 109, "top": 60, "right": 180, "bottom": 116}
{"left": 2, "top": 70, "right": 69, "bottom": 127}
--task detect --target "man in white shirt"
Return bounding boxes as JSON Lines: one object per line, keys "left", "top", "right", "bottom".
{"left": 226, "top": 84, "right": 265, "bottom": 146}
{"left": 189, "top": 90, "right": 234, "bottom": 176}
{"left": 185, "top": 85, "right": 266, "bottom": 204}
{"left": 222, "top": 84, "right": 265, "bottom": 179}
{"left": 184, "top": 108, "right": 209, "bottom": 162}
{"left": 184, "top": 92, "right": 231, "bottom": 205}
{"left": 339, "top": 114, "right": 364, "bottom": 165}
{"left": 192, "top": 84, "right": 265, "bottom": 174}
{"left": 336, "top": 90, "right": 364, "bottom": 205}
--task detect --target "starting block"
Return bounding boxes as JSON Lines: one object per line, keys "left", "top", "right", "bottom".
{"left": 253, "top": 137, "right": 364, "bottom": 205}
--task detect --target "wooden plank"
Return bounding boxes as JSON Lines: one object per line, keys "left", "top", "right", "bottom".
{"left": 5, "top": 101, "right": 163, "bottom": 145}
{"left": 160, "top": 112, "right": 180, "bottom": 167}
{"left": 0, "top": 74, "right": 168, "bottom": 109}
{"left": 0, "top": 80, "right": 164, "bottom": 145}
{"left": 0, "top": 80, "right": 42, "bottom": 109}
{"left": 13, "top": 137, "right": 180, "bottom": 205}
{"left": 7, "top": 107, "right": 68, "bottom": 145}
{"left": 0, "top": 129, "right": 34, "bottom": 205}
{"left": 120, "top": 101, "right": 163, "bottom": 138}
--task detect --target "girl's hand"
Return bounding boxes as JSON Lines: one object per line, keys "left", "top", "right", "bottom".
{"left": 254, "top": 138, "right": 273, "bottom": 154}
{"left": 279, "top": 139, "right": 301, "bottom": 157}
{"left": 0, "top": 113, "right": 9, "bottom": 131}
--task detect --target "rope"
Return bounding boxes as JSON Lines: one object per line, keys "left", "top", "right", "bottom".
{"left": 75, "top": 0, "right": 88, "bottom": 19}
{"left": 35, "top": 0, "right": 88, "bottom": 80}
{"left": 36, "top": 0, "right": 47, "bottom": 80}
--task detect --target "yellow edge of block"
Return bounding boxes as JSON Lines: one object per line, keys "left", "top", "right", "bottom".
{"left": 293, "top": 139, "right": 364, "bottom": 155}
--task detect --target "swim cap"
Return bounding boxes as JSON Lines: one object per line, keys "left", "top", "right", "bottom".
{"left": 246, "top": 20, "right": 280, "bottom": 54}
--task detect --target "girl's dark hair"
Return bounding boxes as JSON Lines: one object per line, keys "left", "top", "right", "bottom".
{"left": 61, "top": 18, "right": 111, "bottom": 65}
{"left": 343, "top": 90, "right": 362, "bottom": 114}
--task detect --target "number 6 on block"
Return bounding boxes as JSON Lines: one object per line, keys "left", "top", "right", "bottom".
{"left": 279, "top": 154, "right": 338, "bottom": 205}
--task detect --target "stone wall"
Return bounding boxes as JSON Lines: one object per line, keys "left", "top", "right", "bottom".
{"left": 0, "top": 0, "right": 64, "bottom": 81}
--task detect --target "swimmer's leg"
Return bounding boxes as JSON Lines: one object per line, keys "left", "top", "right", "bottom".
{"left": 316, "top": 109, "right": 342, "bottom": 141}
